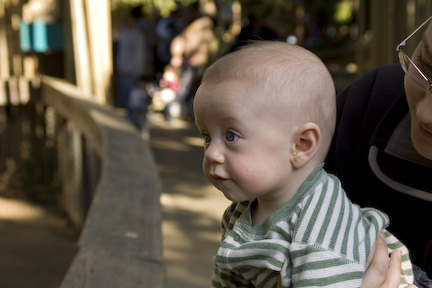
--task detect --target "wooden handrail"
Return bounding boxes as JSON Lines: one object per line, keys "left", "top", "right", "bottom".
{"left": 41, "top": 76, "right": 164, "bottom": 287}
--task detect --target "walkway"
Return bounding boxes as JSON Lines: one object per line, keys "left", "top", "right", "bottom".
{"left": 0, "top": 115, "right": 229, "bottom": 288}
{"left": 0, "top": 197, "right": 78, "bottom": 288}
{"left": 149, "top": 116, "right": 229, "bottom": 288}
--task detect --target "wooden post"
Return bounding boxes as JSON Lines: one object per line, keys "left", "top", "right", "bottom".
{"left": 70, "top": 0, "right": 93, "bottom": 95}
{"left": 85, "top": 0, "right": 113, "bottom": 104}
{"left": 0, "top": 1, "right": 9, "bottom": 80}
{"left": 354, "top": 0, "right": 432, "bottom": 73}
{"left": 0, "top": 1, "right": 9, "bottom": 105}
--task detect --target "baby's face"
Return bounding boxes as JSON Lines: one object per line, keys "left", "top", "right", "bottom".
{"left": 193, "top": 80, "right": 296, "bottom": 203}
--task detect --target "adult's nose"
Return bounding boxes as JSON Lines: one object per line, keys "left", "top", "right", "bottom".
{"left": 417, "top": 90, "right": 432, "bottom": 124}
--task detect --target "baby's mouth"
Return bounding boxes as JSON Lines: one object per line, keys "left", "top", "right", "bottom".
{"left": 211, "top": 174, "right": 226, "bottom": 181}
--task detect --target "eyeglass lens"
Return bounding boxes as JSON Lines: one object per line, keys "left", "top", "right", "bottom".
{"left": 397, "top": 17, "right": 432, "bottom": 90}
{"left": 399, "top": 50, "right": 431, "bottom": 89}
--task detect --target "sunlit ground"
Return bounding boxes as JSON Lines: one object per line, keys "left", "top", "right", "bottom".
{"left": 149, "top": 115, "right": 230, "bottom": 288}
{"left": 0, "top": 196, "right": 77, "bottom": 288}
{"left": 0, "top": 104, "right": 78, "bottom": 288}
{"left": 0, "top": 197, "right": 46, "bottom": 220}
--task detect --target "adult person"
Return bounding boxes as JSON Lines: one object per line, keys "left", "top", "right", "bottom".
{"left": 115, "top": 8, "right": 146, "bottom": 108}
{"left": 325, "top": 16, "right": 432, "bottom": 287}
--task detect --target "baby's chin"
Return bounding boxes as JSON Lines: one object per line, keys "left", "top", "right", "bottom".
{"left": 220, "top": 189, "right": 250, "bottom": 203}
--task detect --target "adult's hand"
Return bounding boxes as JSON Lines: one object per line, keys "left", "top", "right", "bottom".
{"left": 362, "top": 233, "right": 417, "bottom": 288}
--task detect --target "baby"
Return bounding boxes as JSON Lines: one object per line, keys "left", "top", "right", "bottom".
{"left": 193, "top": 41, "right": 414, "bottom": 287}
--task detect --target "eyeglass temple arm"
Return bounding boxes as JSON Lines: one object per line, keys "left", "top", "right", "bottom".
{"left": 396, "top": 16, "right": 432, "bottom": 51}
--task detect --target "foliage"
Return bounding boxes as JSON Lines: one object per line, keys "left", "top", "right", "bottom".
{"left": 236, "top": 0, "right": 353, "bottom": 39}
{"left": 239, "top": 0, "right": 286, "bottom": 19}
{"left": 237, "top": 0, "right": 298, "bottom": 38}
{"left": 111, "top": 0, "right": 198, "bottom": 17}
{"left": 333, "top": 0, "right": 353, "bottom": 23}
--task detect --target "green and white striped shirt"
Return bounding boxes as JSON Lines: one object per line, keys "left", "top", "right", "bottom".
{"left": 212, "top": 164, "right": 413, "bottom": 288}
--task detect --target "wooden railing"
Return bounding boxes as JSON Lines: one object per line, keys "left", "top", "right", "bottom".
{"left": 40, "top": 76, "right": 164, "bottom": 287}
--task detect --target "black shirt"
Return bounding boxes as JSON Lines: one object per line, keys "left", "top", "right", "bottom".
{"left": 325, "top": 64, "right": 432, "bottom": 276}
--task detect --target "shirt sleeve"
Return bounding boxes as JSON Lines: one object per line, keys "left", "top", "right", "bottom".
{"left": 212, "top": 202, "right": 251, "bottom": 287}
{"left": 289, "top": 242, "right": 364, "bottom": 287}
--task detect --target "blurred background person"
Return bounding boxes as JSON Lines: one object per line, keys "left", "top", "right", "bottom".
{"left": 115, "top": 7, "right": 147, "bottom": 108}
{"left": 169, "top": 3, "right": 217, "bottom": 120}
{"left": 127, "top": 75, "right": 153, "bottom": 133}
{"left": 155, "top": 9, "right": 184, "bottom": 78}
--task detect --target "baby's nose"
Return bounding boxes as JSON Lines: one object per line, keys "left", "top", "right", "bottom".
{"left": 204, "top": 142, "right": 225, "bottom": 164}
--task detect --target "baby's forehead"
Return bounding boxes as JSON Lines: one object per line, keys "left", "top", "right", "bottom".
{"left": 202, "top": 80, "right": 300, "bottom": 121}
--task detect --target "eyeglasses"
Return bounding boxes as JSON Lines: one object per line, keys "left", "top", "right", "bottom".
{"left": 396, "top": 16, "right": 432, "bottom": 91}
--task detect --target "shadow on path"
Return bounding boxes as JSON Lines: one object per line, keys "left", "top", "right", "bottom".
{"left": 149, "top": 118, "right": 230, "bottom": 288}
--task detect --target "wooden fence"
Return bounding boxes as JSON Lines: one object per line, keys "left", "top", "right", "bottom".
{"left": 36, "top": 76, "right": 164, "bottom": 287}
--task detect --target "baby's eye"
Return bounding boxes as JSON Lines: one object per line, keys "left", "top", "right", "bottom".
{"left": 226, "top": 131, "right": 239, "bottom": 142}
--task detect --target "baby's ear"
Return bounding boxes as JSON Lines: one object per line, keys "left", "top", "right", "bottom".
{"left": 290, "top": 122, "right": 321, "bottom": 169}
